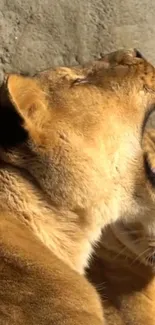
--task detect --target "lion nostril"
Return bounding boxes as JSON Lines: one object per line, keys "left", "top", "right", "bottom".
{"left": 134, "top": 49, "right": 144, "bottom": 59}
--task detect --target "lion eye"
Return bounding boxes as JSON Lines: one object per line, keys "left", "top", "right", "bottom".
{"left": 73, "top": 78, "right": 88, "bottom": 86}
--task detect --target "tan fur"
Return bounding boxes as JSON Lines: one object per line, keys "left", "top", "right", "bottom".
{"left": 87, "top": 53, "right": 155, "bottom": 324}
{"left": 0, "top": 48, "right": 155, "bottom": 324}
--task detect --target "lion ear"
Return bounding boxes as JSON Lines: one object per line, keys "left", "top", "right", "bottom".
{"left": 0, "top": 74, "right": 45, "bottom": 148}
{"left": 142, "top": 129, "right": 155, "bottom": 181}
{"left": 6, "top": 74, "right": 44, "bottom": 120}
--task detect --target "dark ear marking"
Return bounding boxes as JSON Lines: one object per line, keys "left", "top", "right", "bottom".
{"left": 0, "top": 82, "right": 28, "bottom": 149}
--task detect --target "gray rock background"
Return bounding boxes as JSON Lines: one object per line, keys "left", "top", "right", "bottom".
{"left": 0, "top": 0, "right": 155, "bottom": 125}
{"left": 1, "top": 0, "right": 155, "bottom": 73}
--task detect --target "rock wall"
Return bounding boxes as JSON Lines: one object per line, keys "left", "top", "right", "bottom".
{"left": 0, "top": 0, "right": 155, "bottom": 124}
{"left": 1, "top": 0, "right": 155, "bottom": 74}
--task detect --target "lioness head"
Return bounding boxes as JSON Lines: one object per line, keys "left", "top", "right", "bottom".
{"left": 0, "top": 49, "right": 155, "bottom": 271}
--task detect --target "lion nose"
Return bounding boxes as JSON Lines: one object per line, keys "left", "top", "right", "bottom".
{"left": 134, "top": 49, "right": 145, "bottom": 59}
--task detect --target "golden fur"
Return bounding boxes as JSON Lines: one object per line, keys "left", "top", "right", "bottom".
{"left": 88, "top": 52, "right": 155, "bottom": 324}
{"left": 0, "top": 48, "right": 155, "bottom": 324}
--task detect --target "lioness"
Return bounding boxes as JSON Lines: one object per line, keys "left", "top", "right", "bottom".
{"left": 88, "top": 51, "right": 155, "bottom": 324}
{"left": 0, "top": 48, "right": 154, "bottom": 324}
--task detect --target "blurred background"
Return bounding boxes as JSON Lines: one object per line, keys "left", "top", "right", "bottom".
{"left": 0, "top": 0, "right": 155, "bottom": 124}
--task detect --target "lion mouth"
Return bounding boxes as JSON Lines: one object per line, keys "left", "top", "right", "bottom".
{"left": 142, "top": 106, "right": 155, "bottom": 186}
{"left": 142, "top": 104, "right": 155, "bottom": 137}
{"left": 146, "top": 251, "right": 155, "bottom": 266}
{"left": 144, "top": 157, "right": 155, "bottom": 186}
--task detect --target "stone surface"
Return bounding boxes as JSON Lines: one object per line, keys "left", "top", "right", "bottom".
{"left": 0, "top": 0, "right": 155, "bottom": 125}
{"left": 1, "top": 0, "right": 155, "bottom": 75}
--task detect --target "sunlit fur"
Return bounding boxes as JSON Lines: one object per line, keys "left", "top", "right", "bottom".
{"left": 88, "top": 61, "right": 155, "bottom": 324}
{"left": 0, "top": 49, "right": 155, "bottom": 324}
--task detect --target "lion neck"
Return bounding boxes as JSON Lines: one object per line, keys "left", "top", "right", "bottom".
{"left": 0, "top": 163, "right": 102, "bottom": 274}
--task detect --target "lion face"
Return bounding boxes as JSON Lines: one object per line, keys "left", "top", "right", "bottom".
{"left": 0, "top": 49, "right": 155, "bottom": 236}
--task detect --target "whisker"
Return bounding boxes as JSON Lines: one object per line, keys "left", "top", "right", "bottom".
{"left": 145, "top": 249, "right": 155, "bottom": 266}
{"left": 113, "top": 246, "right": 129, "bottom": 261}
{"left": 113, "top": 237, "right": 147, "bottom": 261}
{"left": 130, "top": 248, "right": 150, "bottom": 266}
{"left": 119, "top": 229, "right": 142, "bottom": 235}
{"left": 95, "top": 281, "right": 106, "bottom": 291}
